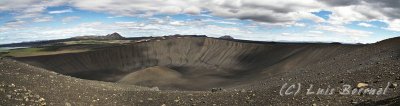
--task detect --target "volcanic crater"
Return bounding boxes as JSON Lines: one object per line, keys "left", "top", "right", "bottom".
{"left": 14, "top": 37, "right": 362, "bottom": 91}
{"left": 2, "top": 36, "right": 400, "bottom": 105}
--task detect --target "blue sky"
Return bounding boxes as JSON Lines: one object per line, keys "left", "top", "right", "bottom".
{"left": 1, "top": 0, "right": 400, "bottom": 44}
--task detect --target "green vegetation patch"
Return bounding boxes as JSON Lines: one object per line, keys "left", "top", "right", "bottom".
{"left": 1, "top": 47, "right": 88, "bottom": 57}
{"left": 0, "top": 39, "right": 133, "bottom": 57}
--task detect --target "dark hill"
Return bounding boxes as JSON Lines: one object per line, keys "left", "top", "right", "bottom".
{"left": 72, "top": 32, "right": 125, "bottom": 40}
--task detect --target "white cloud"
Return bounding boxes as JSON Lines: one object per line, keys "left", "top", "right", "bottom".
{"left": 217, "top": 21, "right": 238, "bottom": 25}
{"left": 183, "top": 6, "right": 201, "bottom": 15}
{"left": 107, "top": 16, "right": 123, "bottom": 18}
{"left": 357, "top": 22, "right": 373, "bottom": 27}
{"left": 4, "top": 20, "right": 26, "bottom": 27}
{"left": 66, "top": 0, "right": 325, "bottom": 25}
{"left": 316, "top": 25, "right": 373, "bottom": 37}
{"left": 308, "top": 30, "right": 324, "bottom": 34}
{"left": 48, "top": 8, "right": 73, "bottom": 14}
{"left": 33, "top": 16, "right": 53, "bottom": 22}
{"left": 169, "top": 21, "right": 186, "bottom": 26}
{"left": 274, "top": 30, "right": 375, "bottom": 43}
{"left": 0, "top": 0, "right": 66, "bottom": 19}
{"left": 209, "top": 0, "right": 325, "bottom": 23}
{"left": 61, "top": 16, "right": 80, "bottom": 23}
{"left": 113, "top": 22, "right": 160, "bottom": 30}
{"left": 294, "top": 23, "right": 306, "bottom": 27}
{"left": 200, "top": 19, "right": 239, "bottom": 25}
{"left": 0, "top": 0, "right": 35, "bottom": 11}
{"left": 385, "top": 19, "right": 400, "bottom": 32}
{"left": 3, "top": 0, "right": 400, "bottom": 44}
{"left": 1, "top": 0, "right": 400, "bottom": 28}
{"left": 281, "top": 33, "right": 291, "bottom": 36}
{"left": 2, "top": 0, "right": 399, "bottom": 30}
{"left": 70, "top": 0, "right": 198, "bottom": 16}
{"left": 31, "top": 20, "right": 252, "bottom": 41}
{"left": 327, "top": 6, "right": 377, "bottom": 25}
{"left": 205, "top": 25, "right": 251, "bottom": 34}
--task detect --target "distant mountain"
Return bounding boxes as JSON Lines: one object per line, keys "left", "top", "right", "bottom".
{"left": 105, "top": 32, "right": 125, "bottom": 39}
{"left": 219, "top": 35, "right": 234, "bottom": 39}
{"left": 72, "top": 32, "right": 125, "bottom": 40}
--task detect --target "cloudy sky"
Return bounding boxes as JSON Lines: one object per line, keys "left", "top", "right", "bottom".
{"left": 1, "top": 0, "right": 400, "bottom": 44}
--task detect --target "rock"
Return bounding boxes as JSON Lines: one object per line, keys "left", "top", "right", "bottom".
{"left": 9, "top": 83, "right": 15, "bottom": 87}
{"left": 65, "top": 102, "right": 72, "bottom": 106}
{"left": 211, "top": 88, "right": 223, "bottom": 92}
{"left": 357, "top": 83, "right": 369, "bottom": 88}
{"left": 350, "top": 100, "right": 358, "bottom": 104}
{"left": 211, "top": 88, "right": 218, "bottom": 92}
{"left": 147, "top": 98, "right": 153, "bottom": 101}
{"left": 245, "top": 100, "right": 254, "bottom": 103}
{"left": 389, "top": 83, "right": 398, "bottom": 88}
{"left": 38, "top": 98, "right": 46, "bottom": 106}
{"left": 38, "top": 98, "right": 45, "bottom": 102}
{"left": 150, "top": 87, "right": 160, "bottom": 91}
